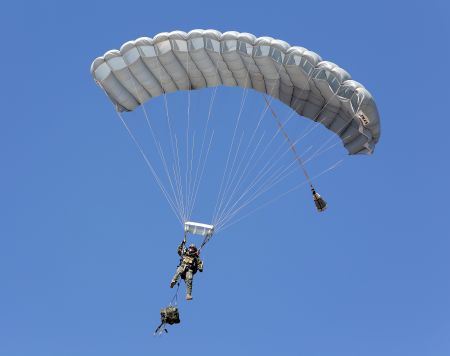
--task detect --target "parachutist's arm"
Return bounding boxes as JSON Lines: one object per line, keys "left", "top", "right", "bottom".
{"left": 197, "top": 258, "right": 203, "bottom": 272}
{"left": 177, "top": 239, "right": 186, "bottom": 256}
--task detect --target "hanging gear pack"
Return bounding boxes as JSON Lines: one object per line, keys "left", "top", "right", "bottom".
{"left": 154, "top": 305, "right": 180, "bottom": 334}
{"left": 161, "top": 306, "right": 180, "bottom": 325}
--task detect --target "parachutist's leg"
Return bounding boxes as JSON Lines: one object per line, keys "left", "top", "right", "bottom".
{"left": 170, "top": 265, "right": 184, "bottom": 288}
{"left": 185, "top": 270, "right": 193, "bottom": 300}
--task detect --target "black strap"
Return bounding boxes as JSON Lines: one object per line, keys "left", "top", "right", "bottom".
{"left": 170, "top": 282, "right": 180, "bottom": 305}
{"left": 200, "top": 233, "right": 213, "bottom": 251}
{"left": 154, "top": 322, "right": 168, "bottom": 334}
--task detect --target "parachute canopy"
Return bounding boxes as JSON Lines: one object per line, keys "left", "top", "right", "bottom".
{"left": 91, "top": 29, "right": 380, "bottom": 155}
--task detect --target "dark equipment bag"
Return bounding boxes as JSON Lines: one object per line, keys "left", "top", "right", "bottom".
{"left": 155, "top": 306, "right": 180, "bottom": 334}
{"left": 160, "top": 306, "right": 180, "bottom": 325}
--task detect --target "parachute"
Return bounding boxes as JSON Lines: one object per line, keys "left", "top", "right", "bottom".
{"left": 90, "top": 29, "right": 380, "bottom": 233}
{"left": 91, "top": 30, "right": 379, "bottom": 155}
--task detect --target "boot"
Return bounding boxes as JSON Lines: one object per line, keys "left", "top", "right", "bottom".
{"left": 170, "top": 280, "right": 176, "bottom": 288}
{"left": 186, "top": 293, "right": 193, "bottom": 301}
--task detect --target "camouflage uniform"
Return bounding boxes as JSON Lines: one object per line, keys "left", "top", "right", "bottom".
{"left": 170, "top": 241, "right": 203, "bottom": 300}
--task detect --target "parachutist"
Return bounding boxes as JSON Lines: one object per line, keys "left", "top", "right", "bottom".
{"left": 170, "top": 240, "right": 203, "bottom": 300}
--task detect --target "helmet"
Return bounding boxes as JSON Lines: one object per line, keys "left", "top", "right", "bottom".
{"left": 188, "top": 244, "right": 198, "bottom": 254}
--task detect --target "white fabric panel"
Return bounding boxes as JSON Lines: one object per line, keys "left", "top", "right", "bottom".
{"left": 140, "top": 54, "right": 178, "bottom": 94}
{"left": 171, "top": 49, "right": 206, "bottom": 90}
{"left": 98, "top": 71, "right": 139, "bottom": 111}
{"left": 240, "top": 53, "right": 266, "bottom": 94}
{"left": 105, "top": 52, "right": 150, "bottom": 105}
{"left": 329, "top": 113, "right": 351, "bottom": 134}
{"left": 222, "top": 50, "right": 252, "bottom": 88}
{"left": 301, "top": 95, "right": 324, "bottom": 118}
{"left": 342, "top": 121, "right": 362, "bottom": 144}
{"left": 94, "top": 62, "right": 111, "bottom": 81}
{"left": 285, "top": 64, "right": 312, "bottom": 96}
{"left": 254, "top": 55, "right": 279, "bottom": 98}
{"left": 189, "top": 47, "right": 220, "bottom": 87}
{"left": 154, "top": 44, "right": 190, "bottom": 90}
{"left": 276, "top": 63, "right": 294, "bottom": 106}
{"left": 184, "top": 54, "right": 208, "bottom": 89}
{"left": 204, "top": 51, "right": 236, "bottom": 86}
{"left": 317, "top": 108, "right": 340, "bottom": 129}
{"left": 129, "top": 56, "right": 163, "bottom": 98}
{"left": 345, "top": 134, "right": 369, "bottom": 154}
{"left": 120, "top": 44, "right": 162, "bottom": 98}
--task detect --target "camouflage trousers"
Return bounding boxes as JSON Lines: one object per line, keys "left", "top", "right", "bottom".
{"left": 172, "top": 264, "right": 194, "bottom": 295}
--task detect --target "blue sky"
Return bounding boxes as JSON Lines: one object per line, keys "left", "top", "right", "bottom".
{"left": 1, "top": 0, "right": 449, "bottom": 355}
